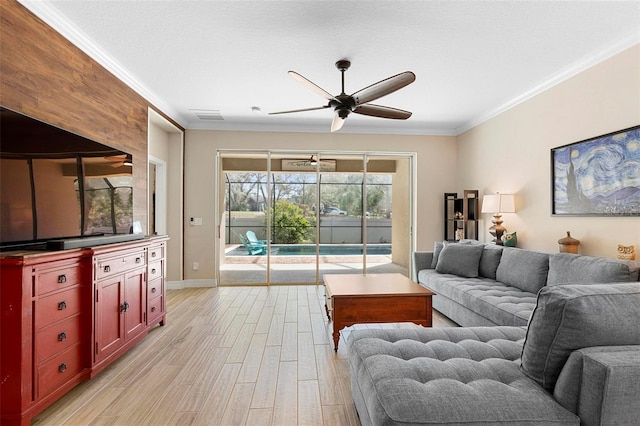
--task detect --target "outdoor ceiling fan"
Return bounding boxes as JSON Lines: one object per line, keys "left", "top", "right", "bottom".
{"left": 104, "top": 153, "right": 133, "bottom": 167}
{"left": 269, "top": 60, "right": 416, "bottom": 132}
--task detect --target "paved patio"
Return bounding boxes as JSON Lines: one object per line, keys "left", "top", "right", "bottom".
{"left": 220, "top": 244, "right": 407, "bottom": 285}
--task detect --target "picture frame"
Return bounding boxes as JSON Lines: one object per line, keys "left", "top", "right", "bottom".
{"left": 551, "top": 125, "right": 640, "bottom": 216}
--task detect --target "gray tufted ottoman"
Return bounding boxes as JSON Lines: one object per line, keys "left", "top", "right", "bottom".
{"left": 347, "top": 326, "right": 579, "bottom": 426}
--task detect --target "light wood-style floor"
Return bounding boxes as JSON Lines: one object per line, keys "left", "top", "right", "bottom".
{"left": 33, "top": 285, "right": 456, "bottom": 426}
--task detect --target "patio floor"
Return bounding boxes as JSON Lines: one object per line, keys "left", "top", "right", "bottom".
{"left": 220, "top": 245, "right": 407, "bottom": 285}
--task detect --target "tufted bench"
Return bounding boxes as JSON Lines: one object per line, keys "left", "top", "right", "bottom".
{"left": 347, "top": 283, "right": 640, "bottom": 426}
{"left": 348, "top": 326, "right": 579, "bottom": 425}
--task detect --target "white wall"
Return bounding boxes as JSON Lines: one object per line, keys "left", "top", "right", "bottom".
{"left": 148, "top": 112, "right": 185, "bottom": 282}
{"left": 457, "top": 44, "right": 640, "bottom": 258}
{"left": 183, "top": 131, "right": 457, "bottom": 280}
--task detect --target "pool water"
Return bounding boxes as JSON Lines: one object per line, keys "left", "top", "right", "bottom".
{"left": 275, "top": 244, "right": 391, "bottom": 256}
{"left": 227, "top": 243, "right": 391, "bottom": 256}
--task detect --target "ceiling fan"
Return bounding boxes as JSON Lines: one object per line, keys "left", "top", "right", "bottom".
{"left": 103, "top": 154, "right": 133, "bottom": 167}
{"left": 269, "top": 60, "right": 416, "bottom": 132}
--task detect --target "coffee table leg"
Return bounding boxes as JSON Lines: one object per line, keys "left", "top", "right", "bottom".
{"left": 325, "top": 302, "right": 331, "bottom": 320}
{"left": 332, "top": 328, "right": 339, "bottom": 352}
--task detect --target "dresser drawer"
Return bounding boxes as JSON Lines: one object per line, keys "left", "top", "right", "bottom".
{"left": 37, "top": 342, "right": 83, "bottom": 399}
{"left": 37, "top": 260, "right": 84, "bottom": 296}
{"left": 148, "top": 260, "right": 163, "bottom": 282}
{"left": 36, "top": 287, "right": 82, "bottom": 329}
{"left": 95, "top": 250, "right": 145, "bottom": 280}
{"left": 37, "top": 314, "right": 82, "bottom": 363}
{"left": 148, "top": 245, "right": 164, "bottom": 262}
{"left": 147, "top": 294, "right": 164, "bottom": 323}
{"left": 147, "top": 277, "right": 163, "bottom": 300}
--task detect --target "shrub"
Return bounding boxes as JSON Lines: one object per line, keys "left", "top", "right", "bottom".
{"left": 267, "top": 200, "right": 311, "bottom": 244}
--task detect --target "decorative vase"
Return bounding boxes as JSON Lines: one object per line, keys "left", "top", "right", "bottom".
{"left": 558, "top": 231, "right": 580, "bottom": 254}
{"left": 455, "top": 228, "right": 464, "bottom": 241}
{"left": 501, "top": 231, "right": 517, "bottom": 247}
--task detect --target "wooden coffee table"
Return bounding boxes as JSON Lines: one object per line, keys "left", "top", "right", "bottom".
{"left": 324, "top": 273, "right": 434, "bottom": 351}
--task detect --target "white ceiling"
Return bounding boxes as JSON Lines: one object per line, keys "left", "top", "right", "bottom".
{"left": 21, "top": 1, "right": 640, "bottom": 136}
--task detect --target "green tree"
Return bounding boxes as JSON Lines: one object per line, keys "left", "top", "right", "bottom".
{"left": 267, "top": 200, "right": 311, "bottom": 244}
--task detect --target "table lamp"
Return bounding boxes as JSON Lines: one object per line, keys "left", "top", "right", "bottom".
{"left": 481, "top": 193, "right": 515, "bottom": 245}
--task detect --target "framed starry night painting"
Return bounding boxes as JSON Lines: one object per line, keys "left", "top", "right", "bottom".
{"left": 551, "top": 125, "right": 640, "bottom": 216}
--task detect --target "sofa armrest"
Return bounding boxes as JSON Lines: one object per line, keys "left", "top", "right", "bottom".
{"left": 412, "top": 251, "right": 434, "bottom": 282}
{"left": 554, "top": 346, "right": 640, "bottom": 426}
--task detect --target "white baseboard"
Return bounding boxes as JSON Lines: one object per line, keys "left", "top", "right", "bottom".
{"left": 167, "top": 279, "right": 217, "bottom": 290}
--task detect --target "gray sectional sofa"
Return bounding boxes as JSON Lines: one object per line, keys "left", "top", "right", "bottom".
{"left": 347, "top": 244, "right": 640, "bottom": 425}
{"left": 412, "top": 241, "right": 639, "bottom": 327}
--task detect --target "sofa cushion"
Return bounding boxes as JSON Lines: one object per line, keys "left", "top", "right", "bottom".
{"left": 520, "top": 283, "right": 640, "bottom": 390}
{"left": 430, "top": 239, "right": 476, "bottom": 268}
{"left": 496, "top": 248, "right": 549, "bottom": 294}
{"left": 348, "top": 327, "right": 579, "bottom": 426}
{"left": 419, "top": 270, "right": 537, "bottom": 326}
{"left": 547, "top": 253, "right": 640, "bottom": 285}
{"left": 479, "top": 245, "right": 503, "bottom": 279}
{"left": 553, "top": 345, "right": 640, "bottom": 421}
{"left": 431, "top": 240, "right": 444, "bottom": 268}
{"left": 435, "top": 243, "right": 484, "bottom": 278}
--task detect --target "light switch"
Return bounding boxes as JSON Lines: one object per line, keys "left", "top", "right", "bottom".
{"left": 190, "top": 217, "right": 203, "bottom": 226}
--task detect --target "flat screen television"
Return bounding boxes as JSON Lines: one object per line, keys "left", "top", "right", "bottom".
{"left": 1, "top": 107, "right": 139, "bottom": 251}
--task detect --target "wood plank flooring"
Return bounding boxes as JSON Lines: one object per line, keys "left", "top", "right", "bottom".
{"left": 32, "top": 285, "right": 456, "bottom": 426}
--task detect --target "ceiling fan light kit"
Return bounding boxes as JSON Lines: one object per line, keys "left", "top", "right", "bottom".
{"left": 270, "top": 59, "right": 415, "bottom": 132}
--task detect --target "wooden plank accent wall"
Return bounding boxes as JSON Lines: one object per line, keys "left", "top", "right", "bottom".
{"left": 0, "top": 0, "right": 155, "bottom": 229}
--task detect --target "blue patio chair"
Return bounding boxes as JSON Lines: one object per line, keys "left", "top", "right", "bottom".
{"left": 238, "top": 233, "right": 266, "bottom": 255}
{"left": 246, "top": 230, "right": 268, "bottom": 246}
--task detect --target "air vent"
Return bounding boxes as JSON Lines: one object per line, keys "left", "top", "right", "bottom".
{"left": 190, "top": 109, "right": 224, "bottom": 121}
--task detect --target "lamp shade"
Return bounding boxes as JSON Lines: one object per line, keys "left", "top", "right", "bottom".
{"left": 482, "top": 193, "right": 515, "bottom": 213}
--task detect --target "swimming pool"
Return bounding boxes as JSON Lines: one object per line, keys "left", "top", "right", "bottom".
{"left": 226, "top": 243, "right": 391, "bottom": 256}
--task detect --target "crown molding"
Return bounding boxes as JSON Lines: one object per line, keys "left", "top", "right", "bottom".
{"left": 455, "top": 32, "right": 640, "bottom": 135}
{"left": 18, "top": 0, "right": 188, "bottom": 128}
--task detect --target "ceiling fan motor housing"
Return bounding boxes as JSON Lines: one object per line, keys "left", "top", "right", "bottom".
{"left": 335, "top": 59, "right": 351, "bottom": 71}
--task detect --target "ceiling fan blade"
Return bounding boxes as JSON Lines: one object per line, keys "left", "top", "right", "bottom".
{"left": 353, "top": 104, "right": 412, "bottom": 120}
{"left": 289, "top": 71, "right": 337, "bottom": 101}
{"left": 351, "top": 71, "right": 416, "bottom": 105}
{"left": 331, "top": 112, "right": 345, "bottom": 132}
{"left": 269, "top": 105, "right": 329, "bottom": 115}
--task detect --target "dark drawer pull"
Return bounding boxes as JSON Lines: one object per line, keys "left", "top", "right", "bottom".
{"left": 151, "top": 268, "right": 156, "bottom": 274}
{"left": 135, "top": 257, "right": 141, "bottom": 263}
{"left": 57, "top": 274, "right": 67, "bottom": 283}
{"left": 103, "top": 265, "right": 111, "bottom": 273}
{"left": 58, "top": 363, "right": 67, "bottom": 373}
{"left": 151, "top": 306, "right": 156, "bottom": 313}
{"left": 58, "top": 301, "right": 67, "bottom": 310}
{"left": 151, "top": 287, "right": 157, "bottom": 293}
{"left": 120, "top": 302, "right": 129, "bottom": 313}
{"left": 58, "top": 331, "right": 67, "bottom": 342}
{"left": 151, "top": 252, "right": 157, "bottom": 258}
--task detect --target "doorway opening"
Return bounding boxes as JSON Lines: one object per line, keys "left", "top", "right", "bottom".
{"left": 216, "top": 151, "right": 415, "bottom": 285}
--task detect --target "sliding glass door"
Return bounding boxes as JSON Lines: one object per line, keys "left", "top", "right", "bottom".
{"left": 219, "top": 153, "right": 269, "bottom": 285}
{"left": 217, "top": 151, "right": 414, "bottom": 285}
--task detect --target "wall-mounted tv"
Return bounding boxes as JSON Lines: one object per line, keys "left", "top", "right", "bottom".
{"left": 1, "top": 107, "right": 138, "bottom": 251}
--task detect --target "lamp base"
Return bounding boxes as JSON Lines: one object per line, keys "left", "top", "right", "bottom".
{"left": 489, "top": 226, "right": 507, "bottom": 245}
{"left": 489, "top": 213, "right": 506, "bottom": 245}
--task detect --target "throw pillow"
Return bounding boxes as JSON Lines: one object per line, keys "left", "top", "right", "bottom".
{"left": 479, "top": 245, "right": 503, "bottom": 279}
{"left": 430, "top": 241, "right": 444, "bottom": 269}
{"left": 496, "top": 248, "right": 549, "bottom": 294}
{"left": 435, "top": 243, "right": 484, "bottom": 278}
{"left": 547, "top": 253, "right": 640, "bottom": 285}
{"left": 430, "top": 239, "right": 477, "bottom": 268}
{"left": 520, "top": 283, "right": 640, "bottom": 390}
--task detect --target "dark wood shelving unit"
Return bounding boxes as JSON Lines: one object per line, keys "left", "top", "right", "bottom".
{"left": 444, "top": 190, "right": 479, "bottom": 241}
